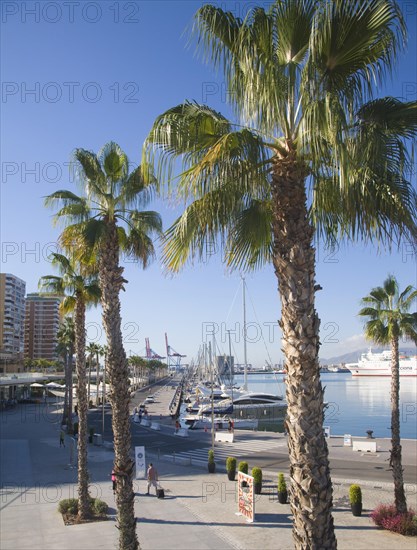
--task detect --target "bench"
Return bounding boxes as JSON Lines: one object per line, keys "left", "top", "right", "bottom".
{"left": 352, "top": 440, "right": 377, "bottom": 453}
{"left": 215, "top": 432, "right": 234, "bottom": 443}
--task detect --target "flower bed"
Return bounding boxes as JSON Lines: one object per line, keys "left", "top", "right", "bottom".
{"left": 371, "top": 504, "right": 417, "bottom": 536}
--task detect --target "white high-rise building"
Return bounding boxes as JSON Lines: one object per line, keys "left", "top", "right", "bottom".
{"left": 0, "top": 273, "right": 26, "bottom": 358}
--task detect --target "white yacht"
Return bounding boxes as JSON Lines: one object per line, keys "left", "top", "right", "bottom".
{"left": 182, "top": 391, "right": 287, "bottom": 429}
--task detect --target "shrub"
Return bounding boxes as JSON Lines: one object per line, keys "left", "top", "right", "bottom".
{"left": 277, "top": 473, "right": 287, "bottom": 493}
{"left": 252, "top": 467, "right": 262, "bottom": 484}
{"left": 226, "top": 457, "right": 236, "bottom": 472}
{"left": 238, "top": 461, "right": 248, "bottom": 474}
{"left": 208, "top": 450, "right": 215, "bottom": 464}
{"left": 91, "top": 498, "right": 109, "bottom": 516}
{"left": 371, "top": 504, "right": 417, "bottom": 536}
{"left": 58, "top": 498, "right": 78, "bottom": 515}
{"left": 349, "top": 484, "right": 362, "bottom": 505}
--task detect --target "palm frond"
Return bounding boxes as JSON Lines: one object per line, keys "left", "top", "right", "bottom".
{"left": 98, "top": 141, "right": 128, "bottom": 185}
{"left": 60, "top": 220, "right": 106, "bottom": 263}
{"left": 123, "top": 226, "right": 157, "bottom": 269}
{"left": 38, "top": 275, "right": 65, "bottom": 295}
{"left": 309, "top": 0, "right": 405, "bottom": 106}
{"left": 60, "top": 295, "right": 77, "bottom": 316}
{"left": 145, "top": 101, "right": 271, "bottom": 200}
{"left": 129, "top": 210, "right": 163, "bottom": 236}
{"left": 72, "top": 149, "right": 106, "bottom": 197}
{"left": 226, "top": 199, "right": 273, "bottom": 271}
{"left": 119, "top": 165, "right": 156, "bottom": 208}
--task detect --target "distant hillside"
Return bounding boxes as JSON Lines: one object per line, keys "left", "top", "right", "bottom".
{"left": 320, "top": 346, "right": 417, "bottom": 366}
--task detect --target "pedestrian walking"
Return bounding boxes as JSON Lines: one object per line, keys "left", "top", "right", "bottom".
{"left": 59, "top": 429, "right": 65, "bottom": 447}
{"left": 146, "top": 463, "right": 158, "bottom": 495}
{"left": 111, "top": 469, "right": 116, "bottom": 494}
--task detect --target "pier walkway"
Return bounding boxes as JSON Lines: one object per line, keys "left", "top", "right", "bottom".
{"left": 1, "top": 394, "right": 417, "bottom": 550}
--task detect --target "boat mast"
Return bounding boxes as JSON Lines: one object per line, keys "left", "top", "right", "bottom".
{"left": 227, "top": 329, "right": 233, "bottom": 401}
{"left": 209, "top": 340, "right": 215, "bottom": 452}
{"left": 242, "top": 275, "right": 248, "bottom": 391}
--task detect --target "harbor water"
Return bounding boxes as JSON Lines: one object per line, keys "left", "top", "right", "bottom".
{"left": 233, "top": 372, "right": 417, "bottom": 439}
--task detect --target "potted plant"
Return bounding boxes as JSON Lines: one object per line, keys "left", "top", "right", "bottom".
{"left": 226, "top": 457, "right": 237, "bottom": 481}
{"left": 252, "top": 467, "right": 262, "bottom": 495}
{"left": 238, "top": 461, "right": 249, "bottom": 486}
{"left": 349, "top": 484, "right": 362, "bottom": 516}
{"left": 208, "top": 450, "right": 216, "bottom": 473}
{"left": 277, "top": 473, "right": 288, "bottom": 504}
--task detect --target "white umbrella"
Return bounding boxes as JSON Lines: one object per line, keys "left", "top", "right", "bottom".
{"left": 46, "top": 382, "right": 61, "bottom": 388}
{"left": 30, "top": 383, "right": 44, "bottom": 387}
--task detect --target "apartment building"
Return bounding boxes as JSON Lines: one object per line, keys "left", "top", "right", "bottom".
{"left": 24, "top": 293, "right": 61, "bottom": 361}
{"left": 0, "top": 273, "right": 26, "bottom": 360}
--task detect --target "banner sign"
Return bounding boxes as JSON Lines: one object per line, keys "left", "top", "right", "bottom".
{"left": 237, "top": 472, "right": 254, "bottom": 523}
{"left": 135, "top": 446, "right": 146, "bottom": 479}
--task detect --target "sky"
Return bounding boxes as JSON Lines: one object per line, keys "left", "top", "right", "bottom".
{"left": 1, "top": 0, "right": 417, "bottom": 367}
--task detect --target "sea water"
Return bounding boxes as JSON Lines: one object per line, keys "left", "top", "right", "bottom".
{"left": 233, "top": 373, "right": 417, "bottom": 439}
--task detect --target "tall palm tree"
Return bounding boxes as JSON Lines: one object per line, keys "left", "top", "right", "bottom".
{"left": 56, "top": 317, "right": 75, "bottom": 431}
{"left": 39, "top": 253, "right": 100, "bottom": 520}
{"left": 86, "top": 341, "right": 100, "bottom": 405}
{"left": 359, "top": 276, "right": 417, "bottom": 514}
{"left": 45, "top": 142, "right": 162, "bottom": 550}
{"left": 144, "top": 2, "right": 417, "bottom": 547}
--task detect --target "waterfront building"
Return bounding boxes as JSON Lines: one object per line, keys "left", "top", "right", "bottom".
{"left": 0, "top": 273, "right": 26, "bottom": 372}
{"left": 216, "top": 354, "right": 234, "bottom": 382}
{"left": 24, "top": 293, "right": 61, "bottom": 361}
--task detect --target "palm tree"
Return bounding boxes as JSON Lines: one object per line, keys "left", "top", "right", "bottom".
{"left": 129, "top": 355, "right": 147, "bottom": 388}
{"left": 86, "top": 342, "right": 100, "bottom": 406}
{"left": 359, "top": 276, "right": 417, "bottom": 514}
{"left": 56, "top": 317, "right": 75, "bottom": 431}
{"left": 144, "top": 2, "right": 417, "bottom": 547}
{"left": 39, "top": 253, "right": 100, "bottom": 520}
{"left": 45, "top": 142, "right": 162, "bottom": 550}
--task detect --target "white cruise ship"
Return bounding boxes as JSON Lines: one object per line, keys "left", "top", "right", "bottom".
{"left": 346, "top": 350, "right": 417, "bottom": 377}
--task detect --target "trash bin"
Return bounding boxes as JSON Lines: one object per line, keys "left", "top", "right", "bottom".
{"left": 93, "top": 433, "right": 102, "bottom": 446}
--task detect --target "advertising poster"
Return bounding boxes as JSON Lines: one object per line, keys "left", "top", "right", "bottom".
{"left": 237, "top": 472, "right": 254, "bottom": 522}
{"left": 135, "top": 446, "right": 146, "bottom": 479}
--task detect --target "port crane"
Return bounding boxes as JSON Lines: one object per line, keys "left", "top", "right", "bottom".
{"left": 165, "top": 332, "right": 186, "bottom": 370}
{"left": 144, "top": 337, "right": 166, "bottom": 360}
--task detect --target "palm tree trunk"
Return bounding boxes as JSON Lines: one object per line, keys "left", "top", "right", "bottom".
{"left": 390, "top": 337, "right": 407, "bottom": 514}
{"left": 96, "top": 351, "right": 100, "bottom": 407}
{"left": 68, "top": 346, "right": 74, "bottom": 433}
{"left": 74, "top": 297, "right": 90, "bottom": 519}
{"left": 87, "top": 353, "right": 92, "bottom": 406}
{"left": 271, "top": 157, "right": 336, "bottom": 550}
{"left": 63, "top": 350, "right": 69, "bottom": 426}
{"left": 99, "top": 220, "right": 138, "bottom": 550}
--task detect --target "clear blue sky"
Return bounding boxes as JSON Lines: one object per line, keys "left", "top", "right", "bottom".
{"left": 1, "top": 1, "right": 416, "bottom": 366}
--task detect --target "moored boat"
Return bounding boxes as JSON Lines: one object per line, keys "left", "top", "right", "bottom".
{"left": 346, "top": 349, "right": 417, "bottom": 377}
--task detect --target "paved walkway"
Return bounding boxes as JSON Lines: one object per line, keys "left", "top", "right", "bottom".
{"left": 1, "top": 400, "right": 416, "bottom": 550}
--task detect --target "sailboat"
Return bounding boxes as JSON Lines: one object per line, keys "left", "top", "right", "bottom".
{"left": 182, "top": 277, "right": 287, "bottom": 430}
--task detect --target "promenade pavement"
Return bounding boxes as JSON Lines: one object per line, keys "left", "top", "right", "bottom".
{"left": 1, "top": 392, "right": 416, "bottom": 550}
